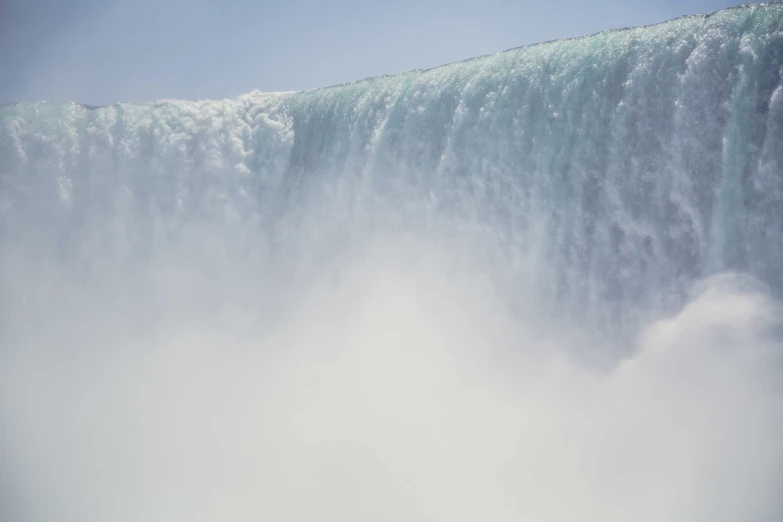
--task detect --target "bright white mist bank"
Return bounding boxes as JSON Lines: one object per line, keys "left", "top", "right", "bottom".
{"left": 1, "top": 239, "right": 782, "bottom": 522}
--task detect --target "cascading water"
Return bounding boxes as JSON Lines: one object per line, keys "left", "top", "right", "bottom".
{"left": 1, "top": 3, "right": 783, "bottom": 522}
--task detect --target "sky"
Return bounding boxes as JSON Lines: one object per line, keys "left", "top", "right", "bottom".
{"left": 1, "top": 0, "right": 745, "bottom": 105}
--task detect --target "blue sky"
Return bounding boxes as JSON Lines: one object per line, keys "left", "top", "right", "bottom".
{"left": 2, "top": 0, "right": 743, "bottom": 105}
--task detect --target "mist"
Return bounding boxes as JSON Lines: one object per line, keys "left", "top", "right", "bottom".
{"left": 2, "top": 226, "right": 782, "bottom": 522}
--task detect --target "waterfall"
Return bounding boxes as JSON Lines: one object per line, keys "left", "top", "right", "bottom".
{"left": 1, "top": 3, "right": 782, "bottom": 521}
